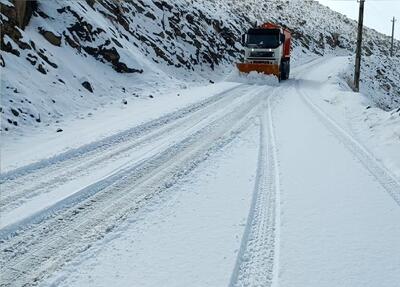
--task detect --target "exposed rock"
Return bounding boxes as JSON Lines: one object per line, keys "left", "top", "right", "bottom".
{"left": 86, "top": 0, "right": 96, "bottom": 8}
{"left": 83, "top": 45, "right": 143, "bottom": 73}
{"left": 144, "top": 11, "right": 156, "bottom": 20}
{"left": 111, "top": 38, "right": 123, "bottom": 48}
{"left": 326, "top": 33, "right": 340, "bottom": 48}
{"left": 11, "top": 108, "right": 19, "bottom": 116}
{"left": 82, "top": 81, "right": 93, "bottom": 93}
{"left": 4, "top": 41, "right": 21, "bottom": 56}
{"left": 186, "top": 14, "right": 194, "bottom": 24}
{"left": 39, "top": 28, "right": 62, "bottom": 46}
{"left": 154, "top": 1, "right": 173, "bottom": 12}
{"left": 101, "top": 46, "right": 119, "bottom": 62}
{"left": 37, "top": 51, "right": 58, "bottom": 68}
{"left": 64, "top": 34, "right": 80, "bottom": 48}
{"left": 13, "top": 0, "right": 37, "bottom": 29}
{"left": 0, "top": 54, "right": 5, "bottom": 67}
{"left": 37, "top": 64, "right": 47, "bottom": 74}
{"left": 113, "top": 62, "right": 143, "bottom": 74}
{"left": 26, "top": 53, "right": 38, "bottom": 65}
{"left": 0, "top": 0, "right": 33, "bottom": 54}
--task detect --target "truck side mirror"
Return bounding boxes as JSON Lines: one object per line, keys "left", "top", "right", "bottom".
{"left": 241, "top": 34, "right": 246, "bottom": 45}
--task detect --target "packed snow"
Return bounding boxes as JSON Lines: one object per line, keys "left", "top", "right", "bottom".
{"left": 42, "top": 123, "right": 260, "bottom": 287}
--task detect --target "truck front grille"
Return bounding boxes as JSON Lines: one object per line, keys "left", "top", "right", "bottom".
{"left": 249, "top": 51, "right": 274, "bottom": 58}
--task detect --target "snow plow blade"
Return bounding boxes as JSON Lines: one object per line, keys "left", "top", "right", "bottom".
{"left": 236, "top": 63, "right": 280, "bottom": 77}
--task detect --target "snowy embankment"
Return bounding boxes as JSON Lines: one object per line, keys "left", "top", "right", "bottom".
{"left": 274, "top": 58, "right": 400, "bottom": 287}
{"left": 300, "top": 56, "right": 400, "bottom": 179}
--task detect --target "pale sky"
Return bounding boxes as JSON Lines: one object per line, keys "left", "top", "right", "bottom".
{"left": 316, "top": 0, "right": 400, "bottom": 40}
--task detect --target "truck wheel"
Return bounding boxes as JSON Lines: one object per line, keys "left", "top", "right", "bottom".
{"left": 285, "top": 60, "right": 290, "bottom": 80}
{"left": 280, "top": 60, "right": 286, "bottom": 81}
{"left": 280, "top": 60, "right": 290, "bottom": 80}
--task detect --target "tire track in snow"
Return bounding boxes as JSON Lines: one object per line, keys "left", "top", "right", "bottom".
{"left": 0, "top": 85, "right": 245, "bottom": 181}
{"left": 229, "top": 91, "right": 281, "bottom": 287}
{"left": 0, "top": 87, "right": 266, "bottom": 287}
{"left": 0, "top": 86, "right": 260, "bottom": 238}
{"left": 297, "top": 83, "right": 400, "bottom": 206}
{"left": 0, "top": 86, "right": 263, "bottom": 239}
{"left": 0, "top": 85, "right": 254, "bottom": 217}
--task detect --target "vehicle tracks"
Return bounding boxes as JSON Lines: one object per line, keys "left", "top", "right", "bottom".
{"left": 1, "top": 85, "right": 256, "bottom": 224}
{"left": 229, "top": 92, "right": 281, "bottom": 287}
{"left": 0, "top": 86, "right": 266, "bottom": 286}
{"left": 1, "top": 85, "right": 249, "bottom": 182}
{"left": 297, "top": 83, "right": 400, "bottom": 206}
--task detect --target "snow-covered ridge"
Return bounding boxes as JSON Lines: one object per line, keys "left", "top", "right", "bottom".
{"left": 1, "top": 0, "right": 399, "bottom": 134}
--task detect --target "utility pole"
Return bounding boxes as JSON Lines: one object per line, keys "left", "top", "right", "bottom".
{"left": 354, "top": 0, "right": 365, "bottom": 92}
{"left": 391, "top": 17, "right": 397, "bottom": 57}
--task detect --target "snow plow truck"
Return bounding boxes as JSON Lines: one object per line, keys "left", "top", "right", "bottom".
{"left": 237, "top": 23, "right": 291, "bottom": 81}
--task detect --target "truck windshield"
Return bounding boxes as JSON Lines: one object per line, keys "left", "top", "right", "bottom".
{"left": 246, "top": 31, "right": 280, "bottom": 48}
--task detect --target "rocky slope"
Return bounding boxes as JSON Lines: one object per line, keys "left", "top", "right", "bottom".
{"left": 1, "top": 0, "right": 399, "bottom": 133}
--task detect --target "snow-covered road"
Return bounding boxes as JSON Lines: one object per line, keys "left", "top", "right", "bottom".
{"left": 1, "top": 57, "right": 399, "bottom": 287}
{"left": 275, "top": 77, "right": 400, "bottom": 286}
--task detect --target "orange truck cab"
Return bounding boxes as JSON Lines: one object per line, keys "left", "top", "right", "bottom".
{"left": 237, "top": 23, "right": 292, "bottom": 81}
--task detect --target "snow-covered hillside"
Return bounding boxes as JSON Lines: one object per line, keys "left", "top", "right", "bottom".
{"left": 1, "top": 0, "right": 249, "bottom": 134}
{"left": 1, "top": 0, "right": 399, "bottom": 134}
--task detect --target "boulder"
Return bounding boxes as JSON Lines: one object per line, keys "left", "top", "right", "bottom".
{"left": 82, "top": 81, "right": 93, "bottom": 93}
{"left": 39, "top": 28, "right": 62, "bottom": 46}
